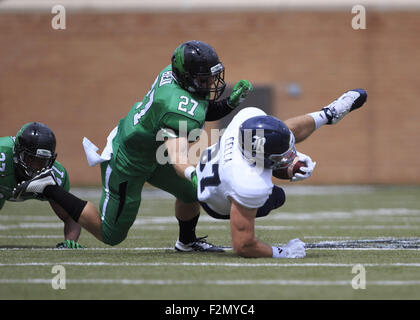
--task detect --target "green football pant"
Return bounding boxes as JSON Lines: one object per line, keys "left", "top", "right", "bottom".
{"left": 99, "top": 160, "right": 197, "bottom": 246}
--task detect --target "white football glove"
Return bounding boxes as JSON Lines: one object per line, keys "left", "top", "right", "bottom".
{"left": 290, "top": 151, "right": 316, "bottom": 182}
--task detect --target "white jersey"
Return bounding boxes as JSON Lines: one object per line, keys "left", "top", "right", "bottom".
{"left": 197, "top": 107, "right": 274, "bottom": 217}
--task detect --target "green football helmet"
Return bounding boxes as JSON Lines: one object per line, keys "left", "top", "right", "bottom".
{"left": 171, "top": 40, "right": 226, "bottom": 101}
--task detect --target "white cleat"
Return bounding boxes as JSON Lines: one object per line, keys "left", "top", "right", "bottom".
{"left": 322, "top": 89, "right": 367, "bottom": 124}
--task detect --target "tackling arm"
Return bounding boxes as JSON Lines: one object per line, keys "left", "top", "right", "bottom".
{"left": 205, "top": 98, "right": 234, "bottom": 121}
{"left": 165, "top": 136, "right": 195, "bottom": 180}
{"left": 229, "top": 198, "right": 273, "bottom": 258}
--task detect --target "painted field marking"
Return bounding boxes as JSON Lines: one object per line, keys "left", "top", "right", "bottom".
{"left": 2, "top": 262, "right": 420, "bottom": 268}
{"left": 1, "top": 278, "right": 420, "bottom": 286}
{"left": 2, "top": 208, "right": 420, "bottom": 225}
{"left": 1, "top": 246, "right": 420, "bottom": 252}
{"left": 2, "top": 223, "right": 420, "bottom": 231}
{"left": 0, "top": 235, "right": 63, "bottom": 239}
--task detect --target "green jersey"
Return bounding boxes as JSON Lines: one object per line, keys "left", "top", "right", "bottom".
{"left": 112, "top": 65, "right": 208, "bottom": 176}
{"left": 0, "top": 136, "right": 70, "bottom": 210}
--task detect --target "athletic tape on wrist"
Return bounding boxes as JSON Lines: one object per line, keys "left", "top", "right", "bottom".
{"left": 272, "top": 246, "right": 284, "bottom": 258}
{"left": 184, "top": 166, "right": 195, "bottom": 181}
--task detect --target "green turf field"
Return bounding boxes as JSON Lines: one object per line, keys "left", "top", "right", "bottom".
{"left": 1, "top": 185, "right": 420, "bottom": 300}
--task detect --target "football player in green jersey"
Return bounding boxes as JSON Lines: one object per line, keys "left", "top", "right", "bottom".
{"left": 14, "top": 40, "right": 252, "bottom": 251}
{"left": 1, "top": 122, "right": 83, "bottom": 249}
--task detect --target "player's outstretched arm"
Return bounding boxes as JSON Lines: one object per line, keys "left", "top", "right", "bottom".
{"left": 229, "top": 198, "right": 273, "bottom": 258}
{"left": 230, "top": 198, "right": 306, "bottom": 259}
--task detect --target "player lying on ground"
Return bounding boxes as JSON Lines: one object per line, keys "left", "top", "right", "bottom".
{"left": 13, "top": 89, "right": 366, "bottom": 257}
{"left": 13, "top": 40, "right": 252, "bottom": 251}
{"left": 0, "top": 122, "right": 82, "bottom": 249}
{"left": 188, "top": 89, "right": 367, "bottom": 258}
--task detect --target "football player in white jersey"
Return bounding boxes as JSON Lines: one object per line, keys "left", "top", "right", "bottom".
{"left": 184, "top": 88, "right": 367, "bottom": 258}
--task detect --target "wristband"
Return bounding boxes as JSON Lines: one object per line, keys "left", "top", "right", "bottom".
{"left": 272, "top": 246, "right": 284, "bottom": 258}
{"left": 184, "top": 166, "right": 195, "bottom": 181}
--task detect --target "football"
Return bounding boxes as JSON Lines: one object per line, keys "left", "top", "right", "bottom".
{"left": 273, "top": 157, "right": 306, "bottom": 180}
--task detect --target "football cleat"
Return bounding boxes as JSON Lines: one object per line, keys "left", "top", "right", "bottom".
{"left": 13, "top": 168, "right": 57, "bottom": 199}
{"left": 322, "top": 89, "right": 367, "bottom": 124}
{"left": 280, "top": 238, "right": 306, "bottom": 258}
{"left": 175, "top": 236, "right": 225, "bottom": 252}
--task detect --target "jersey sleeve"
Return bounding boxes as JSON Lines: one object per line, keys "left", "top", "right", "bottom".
{"left": 229, "top": 185, "right": 271, "bottom": 209}
{"left": 52, "top": 161, "right": 70, "bottom": 192}
{"left": 225, "top": 167, "right": 273, "bottom": 209}
{"left": 159, "top": 112, "right": 202, "bottom": 140}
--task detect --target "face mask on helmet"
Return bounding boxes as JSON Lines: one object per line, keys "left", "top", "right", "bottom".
{"left": 266, "top": 134, "right": 297, "bottom": 170}
{"left": 191, "top": 63, "right": 226, "bottom": 101}
{"left": 13, "top": 122, "right": 57, "bottom": 180}
{"left": 16, "top": 148, "right": 56, "bottom": 179}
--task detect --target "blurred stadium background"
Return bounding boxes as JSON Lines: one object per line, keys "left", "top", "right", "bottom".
{"left": 0, "top": 0, "right": 419, "bottom": 186}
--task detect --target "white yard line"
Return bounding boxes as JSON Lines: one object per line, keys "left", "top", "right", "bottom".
{"left": 1, "top": 278, "right": 420, "bottom": 286}
{"left": 1, "top": 246, "right": 420, "bottom": 251}
{"left": 2, "top": 207, "right": 420, "bottom": 232}
{"left": 0, "top": 235, "right": 63, "bottom": 239}
{"left": 2, "top": 262, "right": 420, "bottom": 267}
{"left": 1, "top": 223, "right": 419, "bottom": 231}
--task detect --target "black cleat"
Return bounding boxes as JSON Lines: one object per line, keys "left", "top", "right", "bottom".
{"left": 175, "top": 236, "right": 225, "bottom": 252}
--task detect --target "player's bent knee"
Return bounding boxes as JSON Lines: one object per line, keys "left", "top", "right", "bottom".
{"left": 101, "top": 228, "right": 128, "bottom": 246}
{"left": 103, "top": 234, "right": 127, "bottom": 246}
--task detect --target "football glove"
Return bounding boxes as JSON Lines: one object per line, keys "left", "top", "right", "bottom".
{"left": 184, "top": 166, "right": 198, "bottom": 191}
{"left": 228, "top": 80, "right": 253, "bottom": 109}
{"left": 290, "top": 151, "right": 316, "bottom": 182}
{"left": 190, "top": 170, "right": 198, "bottom": 191}
{"left": 56, "top": 239, "right": 84, "bottom": 249}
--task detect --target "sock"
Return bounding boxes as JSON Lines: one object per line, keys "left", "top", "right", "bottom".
{"left": 307, "top": 110, "right": 330, "bottom": 129}
{"left": 177, "top": 214, "right": 199, "bottom": 244}
{"left": 44, "top": 185, "right": 87, "bottom": 222}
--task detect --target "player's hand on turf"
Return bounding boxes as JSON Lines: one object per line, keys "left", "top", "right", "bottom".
{"left": 56, "top": 239, "right": 84, "bottom": 249}
{"left": 290, "top": 151, "right": 316, "bottom": 182}
{"left": 228, "top": 80, "right": 253, "bottom": 109}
